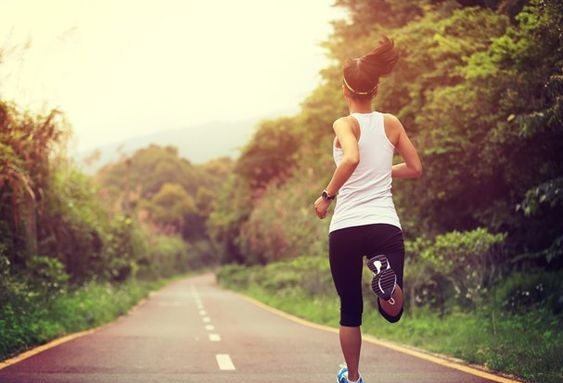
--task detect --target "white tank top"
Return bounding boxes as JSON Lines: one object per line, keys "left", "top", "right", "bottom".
{"left": 329, "top": 111, "right": 402, "bottom": 233}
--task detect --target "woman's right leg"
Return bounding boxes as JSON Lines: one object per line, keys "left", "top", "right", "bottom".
{"left": 329, "top": 227, "right": 365, "bottom": 381}
{"left": 339, "top": 326, "right": 362, "bottom": 381}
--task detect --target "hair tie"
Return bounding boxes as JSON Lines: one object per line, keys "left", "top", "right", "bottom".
{"left": 343, "top": 75, "right": 378, "bottom": 96}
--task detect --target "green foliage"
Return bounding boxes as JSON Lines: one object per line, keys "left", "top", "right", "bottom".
{"left": 101, "top": 214, "right": 147, "bottom": 282}
{"left": 518, "top": 177, "right": 563, "bottom": 217}
{"left": 492, "top": 270, "right": 563, "bottom": 315}
{"left": 96, "top": 145, "right": 201, "bottom": 202}
{"left": 97, "top": 145, "right": 232, "bottom": 242}
{"left": 237, "top": 174, "right": 330, "bottom": 264}
{"left": 23, "top": 256, "right": 69, "bottom": 296}
{"left": 41, "top": 162, "right": 110, "bottom": 281}
{"left": 0, "top": 100, "right": 68, "bottom": 263}
{"left": 421, "top": 228, "right": 507, "bottom": 306}
{"left": 218, "top": 255, "right": 334, "bottom": 298}
{"left": 399, "top": 229, "right": 508, "bottom": 312}
{"left": 207, "top": 175, "right": 253, "bottom": 264}
{"left": 235, "top": 117, "right": 300, "bottom": 190}
{"left": 138, "top": 234, "right": 193, "bottom": 279}
{"left": 145, "top": 182, "right": 197, "bottom": 232}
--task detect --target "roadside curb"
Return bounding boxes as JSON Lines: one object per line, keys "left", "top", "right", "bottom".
{"left": 232, "top": 290, "right": 527, "bottom": 383}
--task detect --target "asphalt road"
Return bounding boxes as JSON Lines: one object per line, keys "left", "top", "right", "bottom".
{"left": 0, "top": 273, "right": 504, "bottom": 383}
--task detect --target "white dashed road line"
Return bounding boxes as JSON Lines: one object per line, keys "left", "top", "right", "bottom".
{"left": 209, "top": 334, "right": 221, "bottom": 342}
{"left": 192, "top": 286, "right": 232, "bottom": 371}
{"left": 216, "top": 354, "right": 235, "bottom": 371}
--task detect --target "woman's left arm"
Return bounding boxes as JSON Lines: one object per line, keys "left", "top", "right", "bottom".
{"left": 314, "top": 117, "right": 359, "bottom": 219}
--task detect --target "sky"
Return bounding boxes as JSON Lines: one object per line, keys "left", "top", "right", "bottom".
{"left": 0, "top": 0, "right": 344, "bottom": 154}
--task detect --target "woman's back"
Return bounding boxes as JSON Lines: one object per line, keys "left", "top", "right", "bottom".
{"left": 329, "top": 111, "right": 401, "bottom": 233}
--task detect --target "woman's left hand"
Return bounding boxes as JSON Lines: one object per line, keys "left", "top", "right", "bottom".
{"left": 314, "top": 196, "right": 331, "bottom": 219}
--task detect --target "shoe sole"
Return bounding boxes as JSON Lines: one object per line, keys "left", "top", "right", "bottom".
{"left": 367, "top": 254, "right": 397, "bottom": 301}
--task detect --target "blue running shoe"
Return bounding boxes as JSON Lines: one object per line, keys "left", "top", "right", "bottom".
{"left": 336, "top": 363, "right": 364, "bottom": 383}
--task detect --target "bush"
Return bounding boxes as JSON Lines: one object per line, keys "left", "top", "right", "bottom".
{"left": 41, "top": 164, "right": 111, "bottom": 282}
{"left": 405, "top": 228, "right": 506, "bottom": 307}
{"left": 138, "top": 234, "right": 188, "bottom": 279}
{"left": 0, "top": 253, "right": 28, "bottom": 309}
{"left": 492, "top": 270, "right": 563, "bottom": 315}
{"left": 218, "top": 255, "right": 334, "bottom": 298}
{"left": 23, "top": 256, "right": 69, "bottom": 297}
{"left": 102, "top": 214, "right": 148, "bottom": 282}
{"left": 237, "top": 174, "right": 330, "bottom": 265}
{"left": 216, "top": 263, "right": 255, "bottom": 289}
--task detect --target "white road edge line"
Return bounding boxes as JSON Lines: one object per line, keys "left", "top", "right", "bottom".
{"left": 209, "top": 333, "right": 221, "bottom": 342}
{"left": 216, "top": 354, "right": 235, "bottom": 370}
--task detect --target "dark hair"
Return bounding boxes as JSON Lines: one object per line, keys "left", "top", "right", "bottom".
{"left": 342, "top": 36, "right": 399, "bottom": 99}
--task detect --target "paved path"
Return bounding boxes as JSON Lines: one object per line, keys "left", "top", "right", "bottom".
{"left": 0, "top": 273, "right": 503, "bottom": 383}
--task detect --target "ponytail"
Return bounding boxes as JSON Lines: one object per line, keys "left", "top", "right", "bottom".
{"left": 342, "top": 36, "right": 399, "bottom": 98}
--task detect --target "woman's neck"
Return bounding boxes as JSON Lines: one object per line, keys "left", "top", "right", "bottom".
{"left": 347, "top": 98, "right": 373, "bottom": 114}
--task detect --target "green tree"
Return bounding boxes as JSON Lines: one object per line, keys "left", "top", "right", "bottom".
{"left": 146, "top": 182, "right": 197, "bottom": 234}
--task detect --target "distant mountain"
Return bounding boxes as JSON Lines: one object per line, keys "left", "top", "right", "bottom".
{"left": 71, "top": 117, "right": 264, "bottom": 175}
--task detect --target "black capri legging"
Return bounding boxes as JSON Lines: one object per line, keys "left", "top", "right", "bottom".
{"left": 329, "top": 223, "right": 405, "bottom": 327}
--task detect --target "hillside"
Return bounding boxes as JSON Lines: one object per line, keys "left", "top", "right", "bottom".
{"left": 72, "top": 116, "right": 270, "bottom": 174}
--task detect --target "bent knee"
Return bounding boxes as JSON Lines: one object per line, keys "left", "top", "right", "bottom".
{"left": 378, "top": 302, "right": 403, "bottom": 323}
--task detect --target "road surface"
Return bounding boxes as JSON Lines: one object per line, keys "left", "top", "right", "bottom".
{"left": 0, "top": 273, "right": 506, "bottom": 383}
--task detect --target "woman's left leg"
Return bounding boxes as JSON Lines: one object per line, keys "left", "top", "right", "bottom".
{"left": 329, "top": 227, "right": 365, "bottom": 381}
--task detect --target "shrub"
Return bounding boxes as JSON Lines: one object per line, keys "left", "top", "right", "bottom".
{"left": 420, "top": 228, "right": 507, "bottom": 307}
{"left": 492, "top": 270, "right": 563, "bottom": 315}
{"left": 23, "top": 256, "right": 69, "bottom": 297}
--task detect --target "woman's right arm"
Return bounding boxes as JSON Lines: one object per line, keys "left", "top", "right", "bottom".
{"left": 387, "top": 114, "right": 422, "bottom": 179}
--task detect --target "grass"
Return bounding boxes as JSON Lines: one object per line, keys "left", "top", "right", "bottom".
{"left": 0, "top": 274, "right": 187, "bottom": 362}
{"left": 218, "top": 261, "right": 563, "bottom": 383}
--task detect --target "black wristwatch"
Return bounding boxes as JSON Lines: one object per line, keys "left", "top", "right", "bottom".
{"left": 321, "top": 189, "right": 336, "bottom": 201}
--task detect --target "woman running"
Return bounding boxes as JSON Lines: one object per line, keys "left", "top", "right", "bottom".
{"left": 314, "top": 36, "right": 422, "bottom": 383}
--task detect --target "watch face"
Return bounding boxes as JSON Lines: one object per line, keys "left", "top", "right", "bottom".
{"left": 322, "top": 190, "right": 335, "bottom": 200}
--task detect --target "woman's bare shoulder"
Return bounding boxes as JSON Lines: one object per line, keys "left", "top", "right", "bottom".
{"left": 333, "top": 115, "right": 357, "bottom": 129}
{"left": 382, "top": 113, "right": 403, "bottom": 146}
{"left": 382, "top": 113, "right": 403, "bottom": 129}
